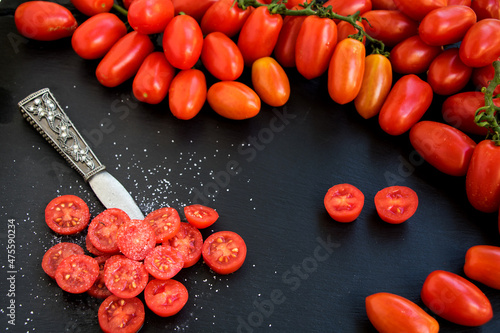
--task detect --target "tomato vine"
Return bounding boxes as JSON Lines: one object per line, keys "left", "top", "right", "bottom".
{"left": 475, "top": 60, "right": 500, "bottom": 144}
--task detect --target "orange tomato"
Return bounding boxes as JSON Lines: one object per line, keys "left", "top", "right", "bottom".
{"left": 251, "top": 57, "right": 290, "bottom": 107}
{"left": 207, "top": 81, "right": 261, "bottom": 120}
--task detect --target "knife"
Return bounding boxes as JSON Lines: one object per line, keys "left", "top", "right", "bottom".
{"left": 18, "top": 88, "right": 144, "bottom": 220}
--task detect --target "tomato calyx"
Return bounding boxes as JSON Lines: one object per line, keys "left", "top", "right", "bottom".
{"left": 475, "top": 60, "right": 500, "bottom": 144}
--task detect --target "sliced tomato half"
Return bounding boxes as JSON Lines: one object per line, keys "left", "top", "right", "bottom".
{"left": 144, "top": 278, "right": 189, "bottom": 317}
{"left": 374, "top": 185, "right": 419, "bottom": 224}
{"left": 144, "top": 207, "right": 181, "bottom": 243}
{"left": 98, "top": 295, "right": 145, "bottom": 333}
{"left": 202, "top": 230, "right": 247, "bottom": 274}
{"left": 184, "top": 204, "right": 219, "bottom": 229}
{"left": 165, "top": 222, "right": 203, "bottom": 268}
{"left": 45, "top": 195, "right": 90, "bottom": 235}
{"left": 116, "top": 219, "right": 156, "bottom": 260}
{"left": 144, "top": 245, "right": 184, "bottom": 280}
{"left": 41, "top": 242, "right": 85, "bottom": 278}
{"left": 54, "top": 254, "right": 99, "bottom": 294}
{"left": 88, "top": 208, "right": 131, "bottom": 254}
{"left": 87, "top": 255, "right": 113, "bottom": 299}
{"left": 324, "top": 183, "right": 365, "bottom": 222}
{"left": 103, "top": 256, "right": 149, "bottom": 298}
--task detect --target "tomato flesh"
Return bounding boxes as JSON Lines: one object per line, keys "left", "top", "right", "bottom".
{"left": 184, "top": 204, "right": 219, "bottom": 229}
{"left": 54, "top": 254, "right": 99, "bottom": 294}
{"left": 144, "top": 207, "right": 182, "bottom": 243}
{"left": 374, "top": 186, "right": 418, "bottom": 224}
{"left": 88, "top": 208, "right": 131, "bottom": 254}
{"left": 165, "top": 222, "right": 204, "bottom": 268}
{"left": 87, "top": 255, "right": 113, "bottom": 299}
{"left": 104, "top": 256, "right": 149, "bottom": 298}
{"left": 324, "top": 184, "right": 365, "bottom": 223}
{"left": 45, "top": 194, "right": 90, "bottom": 235}
{"left": 117, "top": 219, "right": 156, "bottom": 261}
{"left": 144, "top": 246, "right": 184, "bottom": 280}
{"left": 42, "top": 242, "right": 85, "bottom": 278}
{"left": 98, "top": 295, "right": 145, "bottom": 333}
{"left": 144, "top": 279, "right": 189, "bottom": 317}
{"left": 202, "top": 230, "right": 247, "bottom": 274}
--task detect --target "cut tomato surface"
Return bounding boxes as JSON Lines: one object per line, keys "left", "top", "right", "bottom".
{"left": 54, "top": 254, "right": 99, "bottom": 294}
{"left": 324, "top": 183, "right": 365, "bottom": 222}
{"left": 184, "top": 204, "right": 219, "bottom": 229}
{"left": 117, "top": 219, "right": 156, "bottom": 260}
{"left": 144, "top": 245, "right": 184, "bottom": 280}
{"left": 144, "top": 207, "right": 182, "bottom": 243}
{"left": 144, "top": 278, "right": 189, "bottom": 317}
{"left": 45, "top": 195, "right": 90, "bottom": 235}
{"left": 202, "top": 230, "right": 247, "bottom": 274}
{"left": 164, "top": 222, "right": 203, "bottom": 268}
{"left": 88, "top": 208, "right": 131, "bottom": 254}
{"left": 41, "top": 242, "right": 85, "bottom": 278}
{"left": 98, "top": 295, "right": 145, "bottom": 333}
{"left": 103, "top": 256, "right": 149, "bottom": 298}
{"left": 87, "top": 255, "right": 113, "bottom": 299}
{"left": 374, "top": 185, "right": 418, "bottom": 223}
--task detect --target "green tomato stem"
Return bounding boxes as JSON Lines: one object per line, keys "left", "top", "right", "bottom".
{"left": 475, "top": 60, "right": 500, "bottom": 144}
{"left": 112, "top": 3, "right": 128, "bottom": 17}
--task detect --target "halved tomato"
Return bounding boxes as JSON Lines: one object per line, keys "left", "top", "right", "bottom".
{"left": 41, "top": 242, "right": 84, "bottom": 278}
{"left": 144, "top": 207, "right": 181, "bottom": 243}
{"left": 184, "top": 204, "right": 219, "bottom": 229}
{"left": 324, "top": 183, "right": 365, "bottom": 223}
{"left": 202, "top": 230, "right": 247, "bottom": 274}
{"left": 45, "top": 195, "right": 90, "bottom": 235}
{"left": 144, "top": 278, "right": 189, "bottom": 317}
{"left": 165, "top": 222, "right": 203, "bottom": 267}
{"left": 98, "top": 295, "right": 145, "bottom": 333}
{"left": 374, "top": 186, "right": 418, "bottom": 224}
{"left": 54, "top": 254, "right": 99, "bottom": 293}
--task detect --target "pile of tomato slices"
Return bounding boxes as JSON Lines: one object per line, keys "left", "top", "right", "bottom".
{"left": 42, "top": 195, "right": 247, "bottom": 332}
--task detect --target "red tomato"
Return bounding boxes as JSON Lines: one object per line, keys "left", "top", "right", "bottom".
{"left": 273, "top": 12, "right": 306, "bottom": 68}
{"left": 324, "top": 184, "right": 365, "bottom": 223}
{"left": 144, "top": 279, "right": 189, "bottom": 317}
{"left": 96, "top": 31, "right": 154, "bottom": 87}
{"left": 336, "top": 21, "right": 365, "bottom": 44}
{"left": 98, "top": 295, "right": 145, "bottom": 333}
{"left": 466, "top": 140, "right": 500, "bottom": 213}
{"left": 328, "top": 38, "right": 365, "bottom": 105}
{"left": 15, "top": 1, "right": 77, "bottom": 41}
{"left": 132, "top": 52, "right": 175, "bottom": 105}
{"left": 41, "top": 242, "right": 85, "bottom": 278}
{"left": 361, "top": 10, "right": 418, "bottom": 47}
{"left": 55, "top": 254, "right": 99, "bottom": 293}
{"left": 237, "top": 6, "right": 283, "bottom": 66}
{"left": 165, "top": 222, "right": 204, "bottom": 267}
{"left": 71, "top": 13, "right": 127, "bottom": 60}
{"left": 202, "top": 230, "right": 247, "bottom": 274}
{"left": 374, "top": 186, "right": 418, "bottom": 223}
{"left": 44, "top": 195, "right": 90, "bottom": 235}
{"left": 172, "top": 0, "right": 217, "bottom": 22}
{"left": 323, "top": 0, "right": 372, "bottom": 21}
{"left": 421, "top": 270, "right": 493, "bottom": 326}
{"left": 448, "top": 0, "right": 471, "bottom": 4}
{"left": 366, "top": 292, "right": 439, "bottom": 333}
{"left": 123, "top": 0, "right": 135, "bottom": 9}
{"left": 163, "top": 14, "right": 203, "bottom": 70}
{"left": 104, "top": 256, "right": 149, "bottom": 298}
{"left": 184, "top": 204, "right": 219, "bottom": 229}
{"left": 389, "top": 35, "right": 441, "bottom": 74}
{"left": 371, "top": 0, "right": 398, "bottom": 9}
{"left": 200, "top": 0, "right": 252, "bottom": 37}
{"left": 378, "top": 74, "right": 433, "bottom": 136}
{"left": 295, "top": 15, "right": 337, "bottom": 80}
{"left": 465, "top": 245, "right": 500, "bottom": 290}
{"left": 87, "top": 255, "right": 113, "bottom": 299}
{"left": 71, "top": 0, "right": 113, "bottom": 16}
{"left": 207, "top": 81, "right": 261, "bottom": 120}
{"left": 460, "top": 19, "right": 500, "bottom": 68}
{"left": 354, "top": 53, "right": 392, "bottom": 119}
{"left": 88, "top": 208, "right": 131, "bottom": 254}
{"left": 144, "top": 207, "right": 181, "bottom": 243}
{"left": 393, "top": 0, "right": 446, "bottom": 21}
{"left": 128, "top": 0, "right": 174, "bottom": 34}
{"left": 419, "top": 5, "right": 477, "bottom": 46}
{"left": 471, "top": 0, "right": 500, "bottom": 20}
{"left": 251, "top": 56, "right": 290, "bottom": 107}
{"left": 472, "top": 57, "right": 500, "bottom": 95}
{"left": 116, "top": 219, "right": 156, "bottom": 261}
{"left": 144, "top": 246, "right": 184, "bottom": 279}
{"left": 86, "top": 233, "right": 106, "bottom": 256}
{"left": 409, "top": 121, "right": 476, "bottom": 176}
{"left": 168, "top": 69, "right": 207, "bottom": 120}
{"left": 201, "top": 32, "right": 244, "bottom": 81}
{"left": 427, "top": 48, "right": 472, "bottom": 96}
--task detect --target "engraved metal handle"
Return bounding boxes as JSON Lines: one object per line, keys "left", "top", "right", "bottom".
{"left": 18, "top": 88, "right": 106, "bottom": 181}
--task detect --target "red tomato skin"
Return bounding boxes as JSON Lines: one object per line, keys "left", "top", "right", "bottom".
{"left": 389, "top": 35, "right": 442, "bottom": 74}
{"left": 409, "top": 121, "right": 476, "bottom": 176}
{"left": 419, "top": 5, "right": 477, "bottom": 46}
{"left": 207, "top": 81, "right": 261, "bottom": 120}
{"left": 361, "top": 10, "right": 418, "bottom": 47}
{"left": 200, "top": 0, "right": 252, "bottom": 38}
{"left": 393, "top": 0, "right": 446, "bottom": 21}
{"left": 366, "top": 292, "right": 439, "bottom": 333}
{"left": 466, "top": 140, "right": 500, "bottom": 213}
{"left": 427, "top": 48, "right": 472, "bottom": 96}
{"left": 460, "top": 19, "right": 500, "bottom": 68}
{"left": 133, "top": 52, "right": 175, "bottom": 104}
{"left": 336, "top": 21, "right": 365, "bottom": 44}
{"left": 96, "top": 31, "right": 154, "bottom": 87}
{"left": 471, "top": 0, "right": 500, "bottom": 20}
{"left": 163, "top": 15, "right": 203, "bottom": 70}
{"left": 168, "top": 69, "right": 207, "bottom": 120}
{"left": 71, "top": 13, "right": 127, "bottom": 60}
{"left": 15, "top": 1, "right": 77, "bottom": 41}
{"left": 465, "top": 245, "right": 500, "bottom": 290}
{"left": 324, "top": 184, "right": 365, "bottom": 223}
{"left": 328, "top": 38, "right": 366, "bottom": 105}
{"left": 295, "top": 16, "right": 337, "bottom": 80}
{"left": 172, "top": 0, "right": 218, "bottom": 22}
{"left": 237, "top": 6, "right": 283, "bottom": 66}
{"left": 472, "top": 57, "right": 500, "bottom": 95}
{"left": 71, "top": 0, "right": 113, "bottom": 16}
{"left": 448, "top": 0, "right": 471, "bottom": 4}
{"left": 323, "top": 0, "right": 372, "bottom": 21}
{"left": 421, "top": 270, "right": 493, "bottom": 326}
{"left": 273, "top": 13, "right": 306, "bottom": 68}
{"left": 251, "top": 57, "right": 290, "bottom": 107}
{"left": 128, "top": 0, "right": 174, "bottom": 35}
{"left": 371, "top": 0, "right": 398, "bottom": 9}
{"left": 378, "top": 74, "right": 433, "bottom": 136}
{"left": 98, "top": 295, "right": 145, "bottom": 333}
{"left": 201, "top": 32, "right": 244, "bottom": 81}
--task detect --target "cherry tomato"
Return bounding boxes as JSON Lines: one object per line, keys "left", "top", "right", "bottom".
{"left": 295, "top": 15, "right": 337, "bottom": 80}
{"left": 465, "top": 245, "right": 500, "bottom": 290}
{"left": 86, "top": 233, "right": 106, "bottom": 256}
{"left": 374, "top": 186, "right": 418, "bottom": 223}
{"left": 88, "top": 208, "right": 131, "bottom": 254}
{"left": 471, "top": 0, "right": 500, "bottom": 20}
{"left": 466, "top": 140, "right": 500, "bottom": 213}
{"left": 168, "top": 69, "right": 207, "bottom": 120}
{"left": 128, "top": 0, "right": 174, "bottom": 35}
{"left": 15, "top": 1, "right": 77, "bottom": 41}
{"left": 55, "top": 254, "right": 99, "bottom": 294}
{"left": 328, "top": 38, "right": 365, "bottom": 105}
{"left": 237, "top": 6, "right": 283, "bottom": 66}
{"left": 200, "top": 0, "right": 252, "bottom": 38}
{"left": 361, "top": 10, "right": 418, "bottom": 47}
{"left": 144, "top": 246, "right": 184, "bottom": 279}
{"left": 172, "top": 0, "right": 218, "bottom": 22}
{"left": 366, "top": 292, "right": 439, "bottom": 333}
{"left": 144, "top": 279, "right": 189, "bottom": 317}
{"left": 165, "top": 222, "right": 204, "bottom": 267}
{"left": 378, "top": 74, "right": 433, "bottom": 136}
{"left": 409, "top": 121, "right": 476, "bottom": 176}
{"left": 354, "top": 53, "right": 392, "bottom": 119}
{"left": 323, "top": 0, "right": 372, "bottom": 21}
{"left": 133, "top": 52, "right": 175, "bottom": 105}
{"left": 427, "top": 48, "right": 472, "bottom": 96}
{"left": 163, "top": 14, "right": 203, "bottom": 70}
{"left": 144, "top": 207, "right": 181, "bottom": 243}
{"left": 371, "top": 0, "right": 398, "bottom": 10}
{"left": 472, "top": 57, "right": 500, "bottom": 95}
{"left": 104, "top": 256, "right": 149, "bottom": 298}
{"left": 71, "top": 0, "right": 113, "bottom": 17}
{"left": 201, "top": 32, "right": 244, "bottom": 81}
{"left": 393, "top": 0, "right": 446, "bottom": 21}
{"left": 336, "top": 20, "right": 365, "bottom": 44}
{"left": 390, "top": 35, "right": 441, "bottom": 74}
{"left": 96, "top": 31, "right": 154, "bottom": 87}
{"left": 41, "top": 242, "right": 85, "bottom": 279}
{"left": 273, "top": 12, "right": 306, "bottom": 68}
{"left": 448, "top": 0, "right": 471, "bottom": 4}
{"left": 98, "top": 295, "right": 145, "bottom": 333}
{"left": 207, "top": 81, "right": 261, "bottom": 120}
{"left": 87, "top": 255, "right": 113, "bottom": 299}
{"left": 460, "top": 19, "right": 500, "bottom": 68}
{"left": 419, "top": 5, "right": 477, "bottom": 46}
{"left": 71, "top": 13, "right": 127, "bottom": 60}
{"left": 184, "top": 204, "right": 219, "bottom": 229}
{"left": 202, "top": 230, "right": 247, "bottom": 274}
{"left": 116, "top": 219, "right": 156, "bottom": 261}
{"left": 44, "top": 195, "right": 90, "bottom": 235}
{"left": 421, "top": 270, "right": 493, "bottom": 326}
{"left": 324, "top": 183, "right": 365, "bottom": 223}
{"left": 251, "top": 56, "right": 290, "bottom": 107}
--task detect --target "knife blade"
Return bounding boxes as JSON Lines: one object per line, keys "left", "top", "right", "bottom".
{"left": 18, "top": 88, "right": 144, "bottom": 220}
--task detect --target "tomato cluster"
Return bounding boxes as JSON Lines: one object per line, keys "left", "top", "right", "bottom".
{"left": 42, "top": 195, "right": 246, "bottom": 332}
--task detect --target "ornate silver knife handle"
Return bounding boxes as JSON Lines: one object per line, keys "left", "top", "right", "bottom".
{"left": 18, "top": 88, "right": 106, "bottom": 181}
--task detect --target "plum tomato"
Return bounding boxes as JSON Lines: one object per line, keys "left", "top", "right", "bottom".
{"left": 336, "top": 20, "right": 365, "bottom": 44}
{"left": 71, "top": 0, "right": 114, "bottom": 17}
{"left": 44, "top": 194, "right": 90, "bottom": 235}
{"left": 164, "top": 222, "right": 204, "bottom": 268}
{"left": 87, "top": 255, "right": 113, "bottom": 299}
{"left": 54, "top": 254, "right": 99, "bottom": 294}
{"left": 273, "top": 11, "right": 306, "bottom": 68}
{"left": 459, "top": 19, "right": 500, "bottom": 68}
{"left": 393, "top": 0, "right": 446, "bottom": 21}
{"left": 88, "top": 208, "right": 131, "bottom": 254}
{"left": 163, "top": 14, "right": 203, "bottom": 70}
{"left": 361, "top": 10, "right": 418, "bottom": 48}
{"left": 202, "top": 230, "right": 247, "bottom": 274}
{"left": 41, "top": 242, "right": 85, "bottom": 278}
{"left": 322, "top": 0, "right": 372, "bottom": 21}
{"left": 116, "top": 219, "right": 156, "bottom": 261}
{"left": 144, "top": 279, "right": 189, "bottom": 317}
{"left": 144, "top": 245, "right": 184, "bottom": 279}
{"left": 184, "top": 204, "right": 219, "bottom": 229}
{"left": 144, "top": 207, "right": 182, "bottom": 243}
{"left": 371, "top": 0, "right": 398, "bottom": 9}
{"left": 374, "top": 185, "right": 418, "bottom": 224}
{"left": 389, "top": 35, "right": 441, "bottom": 75}
{"left": 168, "top": 69, "right": 207, "bottom": 120}
{"left": 471, "top": 0, "right": 500, "bottom": 20}
{"left": 465, "top": 245, "right": 500, "bottom": 290}
{"left": 98, "top": 295, "right": 145, "bottom": 333}
{"left": 324, "top": 184, "right": 365, "bottom": 223}
{"left": 207, "top": 81, "right": 261, "bottom": 120}
{"left": 104, "top": 256, "right": 149, "bottom": 298}
{"left": 172, "top": 0, "right": 218, "bottom": 22}
{"left": 201, "top": 32, "right": 244, "bottom": 81}
{"left": 132, "top": 52, "right": 175, "bottom": 105}
{"left": 128, "top": 0, "right": 174, "bottom": 35}
{"left": 251, "top": 56, "right": 290, "bottom": 107}
{"left": 427, "top": 48, "right": 472, "bottom": 96}
{"left": 471, "top": 57, "right": 500, "bottom": 96}
{"left": 200, "top": 0, "right": 252, "bottom": 38}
